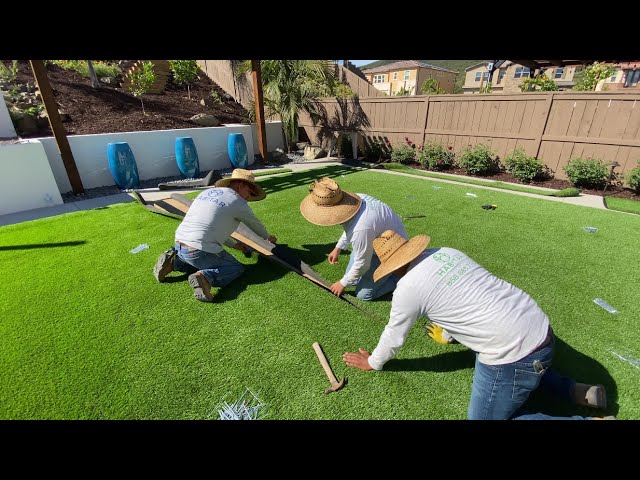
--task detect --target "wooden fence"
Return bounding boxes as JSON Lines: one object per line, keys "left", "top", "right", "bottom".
{"left": 299, "top": 91, "right": 640, "bottom": 180}
{"left": 197, "top": 60, "right": 254, "bottom": 108}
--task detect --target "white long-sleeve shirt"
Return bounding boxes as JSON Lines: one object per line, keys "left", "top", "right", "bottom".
{"left": 175, "top": 187, "right": 269, "bottom": 254}
{"left": 368, "top": 248, "right": 550, "bottom": 370}
{"left": 337, "top": 194, "right": 407, "bottom": 287}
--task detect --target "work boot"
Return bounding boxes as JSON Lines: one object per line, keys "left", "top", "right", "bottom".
{"left": 572, "top": 383, "right": 607, "bottom": 409}
{"left": 188, "top": 272, "right": 214, "bottom": 302}
{"left": 153, "top": 247, "right": 176, "bottom": 282}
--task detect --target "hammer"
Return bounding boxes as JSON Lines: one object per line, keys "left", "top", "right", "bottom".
{"left": 312, "top": 342, "right": 346, "bottom": 394}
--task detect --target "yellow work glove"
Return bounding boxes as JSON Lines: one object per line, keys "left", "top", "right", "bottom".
{"left": 426, "top": 323, "right": 453, "bottom": 345}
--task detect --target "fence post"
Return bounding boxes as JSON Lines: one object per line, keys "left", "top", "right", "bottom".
{"left": 421, "top": 95, "right": 431, "bottom": 147}
{"left": 534, "top": 92, "right": 554, "bottom": 159}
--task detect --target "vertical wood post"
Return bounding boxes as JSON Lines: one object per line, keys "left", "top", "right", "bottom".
{"left": 421, "top": 95, "right": 431, "bottom": 147}
{"left": 534, "top": 92, "right": 555, "bottom": 159}
{"left": 30, "top": 60, "right": 84, "bottom": 194}
{"left": 251, "top": 60, "right": 267, "bottom": 164}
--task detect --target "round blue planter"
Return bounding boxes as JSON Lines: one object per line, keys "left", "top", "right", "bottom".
{"left": 175, "top": 137, "right": 200, "bottom": 178}
{"left": 107, "top": 142, "right": 140, "bottom": 189}
{"left": 228, "top": 133, "right": 249, "bottom": 168}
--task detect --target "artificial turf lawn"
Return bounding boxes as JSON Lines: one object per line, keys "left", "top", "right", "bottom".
{"left": 604, "top": 196, "right": 640, "bottom": 216}
{"left": 1, "top": 165, "right": 639, "bottom": 419}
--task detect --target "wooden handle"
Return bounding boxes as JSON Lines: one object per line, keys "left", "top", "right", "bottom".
{"left": 312, "top": 342, "right": 338, "bottom": 384}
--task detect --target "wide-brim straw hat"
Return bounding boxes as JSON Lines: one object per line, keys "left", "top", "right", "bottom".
{"left": 372, "top": 230, "right": 431, "bottom": 282}
{"left": 299, "top": 177, "right": 362, "bottom": 226}
{"left": 215, "top": 168, "right": 266, "bottom": 201}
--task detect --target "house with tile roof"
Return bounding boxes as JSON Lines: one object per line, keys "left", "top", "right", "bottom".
{"left": 463, "top": 61, "right": 578, "bottom": 94}
{"left": 596, "top": 61, "right": 640, "bottom": 91}
{"left": 361, "top": 60, "right": 458, "bottom": 96}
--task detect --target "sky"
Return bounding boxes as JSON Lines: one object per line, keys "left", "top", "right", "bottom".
{"left": 341, "top": 60, "right": 378, "bottom": 67}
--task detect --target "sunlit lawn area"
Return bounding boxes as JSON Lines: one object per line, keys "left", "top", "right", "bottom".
{"left": 1, "top": 165, "right": 639, "bottom": 419}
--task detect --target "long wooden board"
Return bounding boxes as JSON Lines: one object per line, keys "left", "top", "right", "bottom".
{"left": 167, "top": 193, "right": 332, "bottom": 290}
{"left": 133, "top": 191, "right": 384, "bottom": 319}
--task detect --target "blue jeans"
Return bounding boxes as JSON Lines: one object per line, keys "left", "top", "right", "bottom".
{"left": 173, "top": 242, "right": 245, "bottom": 287}
{"left": 467, "top": 332, "right": 591, "bottom": 420}
{"left": 346, "top": 252, "right": 398, "bottom": 301}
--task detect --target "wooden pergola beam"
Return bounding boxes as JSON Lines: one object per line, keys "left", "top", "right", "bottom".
{"left": 30, "top": 60, "right": 84, "bottom": 194}
{"left": 251, "top": 60, "right": 267, "bottom": 164}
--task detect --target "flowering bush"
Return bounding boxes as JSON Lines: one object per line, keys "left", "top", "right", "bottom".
{"left": 416, "top": 142, "right": 456, "bottom": 170}
{"left": 390, "top": 142, "right": 416, "bottom": 164}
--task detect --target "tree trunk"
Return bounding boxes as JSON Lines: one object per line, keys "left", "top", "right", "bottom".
{"left": 87, "top": 60, "right": 100, "bottom": 89}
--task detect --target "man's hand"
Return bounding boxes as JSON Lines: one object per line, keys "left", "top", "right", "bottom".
{"left": 343, "top": 348, "right": 373, "bottom": 371}
{"left": 267, "top": 235, "right": 277, "bottom": 244}
{"left": 330, "top": 281, "right": 345, "bottom": 297}
{"left": 328, "top": 247, "right": 341, "bottom": 264}
{"left": 426, "top": 323, "right": 453, "bottom": 345}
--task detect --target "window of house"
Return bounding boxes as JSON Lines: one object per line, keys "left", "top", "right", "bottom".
{"left": 497, "top": 70, "right": 506, "bottom": 84}
{"left": 609, "top": 70, "right": 618, "bottom": 82}
{"left": 475, "top": 71, "right": 489, "bottom": 82}
{"left": 554, "top": 68, "right": 564, "bottom": 79}
{"left": 624, "top": 70, "right": 640, "bottom": 87}
{"left": 393, "top": 72, "right": 398, "bottom": 80}
{"left": 404, "top": 70, "right": 410, "bottom": 80}
{"left": 514, "top": 67, "right": 531, "bottom": 79}
{"left": 373, "top": 74, "right": 385, "bottom": 84}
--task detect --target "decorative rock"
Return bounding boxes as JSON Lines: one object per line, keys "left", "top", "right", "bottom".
{"left": 189, "top": 113, "right": 220, "bottom": 127}
{"left": 303, "top": 145, "right": 327, "bottom": 160}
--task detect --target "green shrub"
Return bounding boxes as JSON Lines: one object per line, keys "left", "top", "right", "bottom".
{"left": 210, "top": 90, "right": 223, "bottom": 104}
{"left": 364, "top": 137, "right": 390, "bottom": 162}
{"left": 457, "top": 144, "right": 498, "bottom": 175}
{"left": 416, "top": 141, "right": 456, "bottom": 170}
{"left": 126, "top": 61, "right": 156, "bottom": 115}
{"left": 503, "top": 147, "right": 546, "bottom": 182}
{"left": 92, "top": 62, "right": 121, "bottom": 78}
{"left": 390, "top": 142, "right": 416, "bottom": 164}
{"left": 627, "top": 166, "right": 640, "bottom": 194}
{"left": 50, "top": 60, "right": 120, "bottom": 79}
{"left": 0, "top": 60, "right": 18, "bottom": 83}
{"left": 563, "top": 157, "right": 609, "bottom": 188}
{"left": 551, "top": 187, "right": 581, "bottom": 197}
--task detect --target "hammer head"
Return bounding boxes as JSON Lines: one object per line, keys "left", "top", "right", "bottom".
{"left": 324, "top": 377, "right": 346, "bottom": 394}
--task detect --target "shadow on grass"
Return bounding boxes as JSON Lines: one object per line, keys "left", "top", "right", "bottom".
{"left": 0, "top": 241, "right": 87, "bottom": 251}
{"left": 386, "top": 335, "right": 618, "bottom": 418}
{"left": 384, "top": 349, "right": 475, "bottom": 372}
{"left": 525, "top": 336, "right": 619, "bottom": 418}
{"left": 214, "top": 252, "right": 302, "bottom": 302}
{"left": 297, "top": 242, "right": 337, "bottom": 267}
{"left": 258, "top": 165, "right": 364, "bottom": 196}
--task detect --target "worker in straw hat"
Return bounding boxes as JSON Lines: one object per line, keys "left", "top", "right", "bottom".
{"left": 342, "top": 230, "right": 611, "bottom": 420}
{"left": 152, "top": 168, "right": 277, "bottom": 303}
{"left": 299, "top": 177, "right": 407, "bottom": 301}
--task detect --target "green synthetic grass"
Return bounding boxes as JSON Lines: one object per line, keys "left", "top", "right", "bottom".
{"left": 252, "top": 168, "right": 292, "bottom": 177}
{"left": 380, "top": 162, "right": 570, "bottom": 196}
{"left": 1, "top": 165, "right": 639, "bottom": 420}
{"left": 605, "top": 196, "right": 640, "bottom": 215}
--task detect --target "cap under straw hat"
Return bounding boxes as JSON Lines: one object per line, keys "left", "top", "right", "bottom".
{"left": 299, "top": 177, "right": 362, "bottom": 226}
{"left": 372, "top": 230, "right": 431, "bottom": 282}
{"left": 215, "top": 169, "right": 266, "bottom": 201}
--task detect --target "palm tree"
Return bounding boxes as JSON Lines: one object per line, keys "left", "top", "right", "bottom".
{"left": 316, "top": 95, "right": 370, "bottom": 158}
{"left": 240, "top": 60, "right": 338, "bottom": 152}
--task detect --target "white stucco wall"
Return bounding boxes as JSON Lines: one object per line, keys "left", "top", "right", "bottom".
{"left": 0, "top": 99, "right": 17, "bottom": 139}
{"left": 251, "top": 121, "right": 285, "bottom": 156}
{"left": 33, "top": 123, "right": 285, "bottom": 193}
{"left": 0, "top": 140, "right": 63, "bottom": 215}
